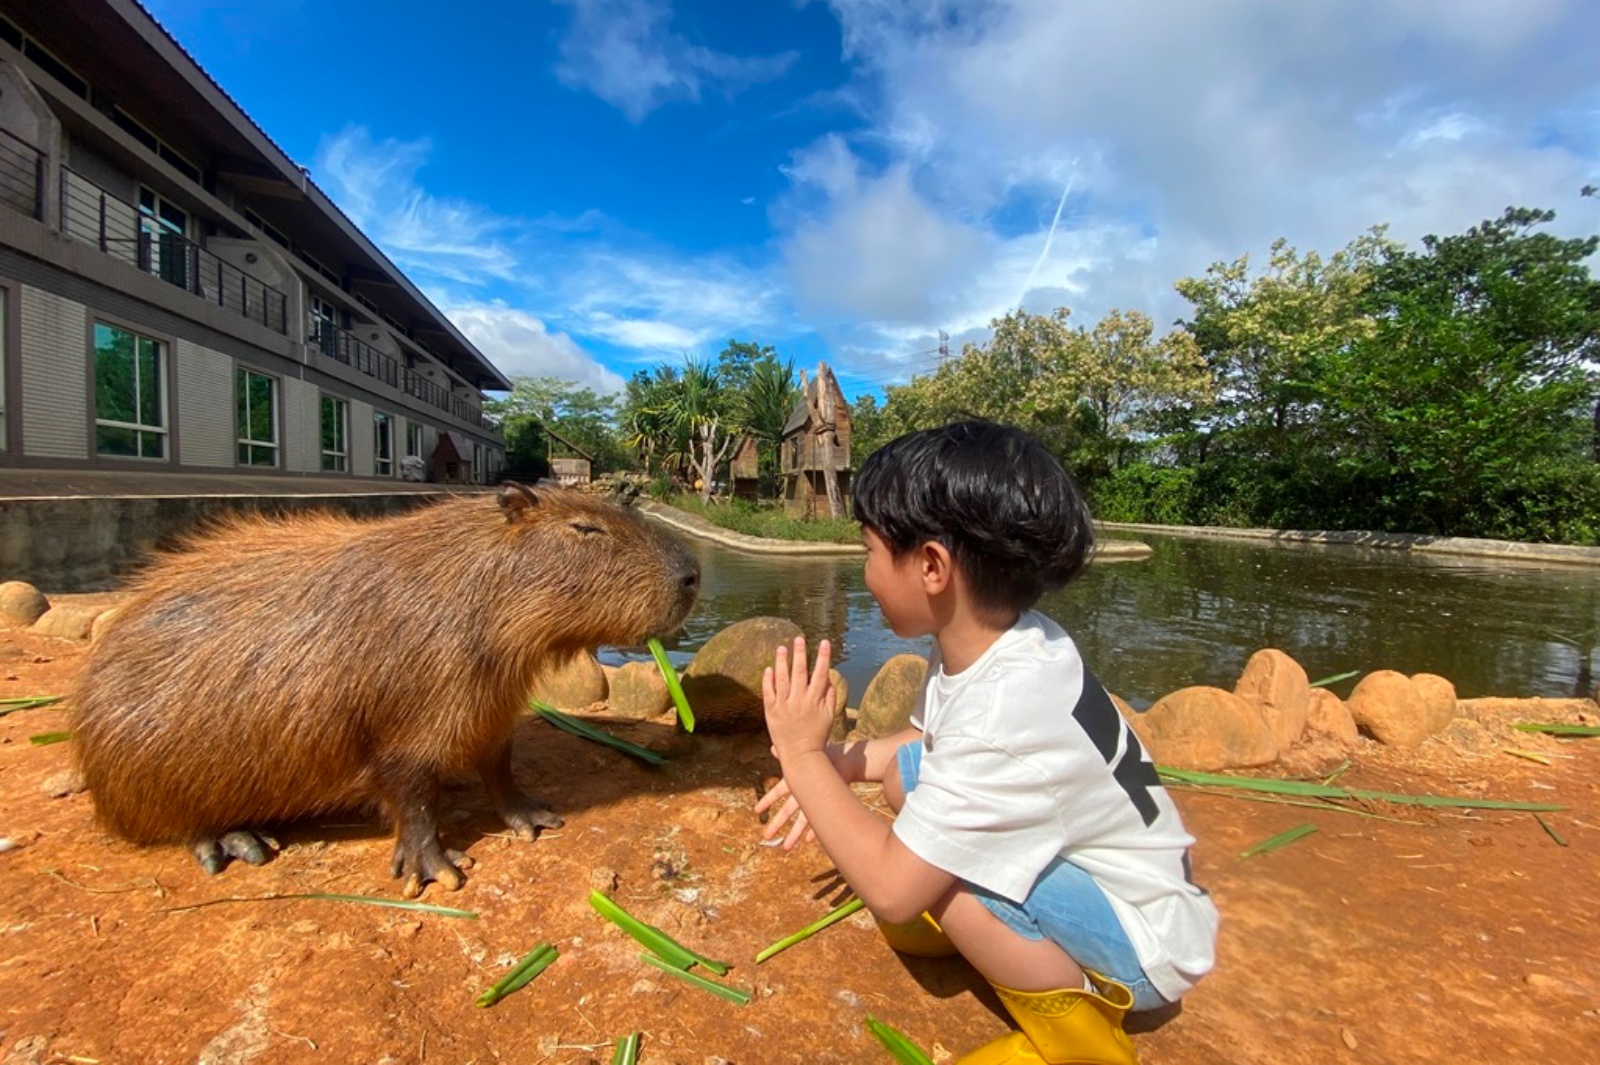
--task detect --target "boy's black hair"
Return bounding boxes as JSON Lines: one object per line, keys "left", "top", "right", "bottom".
{"left": 852, "top": 420, "right": 1095, "bottom": 615}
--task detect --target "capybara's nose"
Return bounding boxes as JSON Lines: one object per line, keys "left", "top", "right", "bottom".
{"left": 679, "top": 556, "right": 701, "bottom": 592}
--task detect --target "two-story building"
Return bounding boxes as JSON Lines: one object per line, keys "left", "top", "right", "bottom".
{"left": 0, "top": 0, "right": 509, "bottom": 484}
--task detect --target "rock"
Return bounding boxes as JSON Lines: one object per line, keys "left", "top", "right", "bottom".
{"left": 40, "top": 767, "right": 86, "bottom": 798}
{"left": 1138, "top": 686, "right": 1277, "bottom": 770}
{"left": 1233, "top": 649, "right": 1311, "bottom": 753}
{"left": 1457, "top": 697, "right": 1598, "bottom": 726}
{"left": 607, "top": 661, "right": 672, "bottom": 720}
{"left": 1304, "top": 688, "right": 1360, "bottom": 745}
{"left": 855, "top": 654, "right": 929, "bottom": 739}
{"left": 530, "top": 652, "right": 608, "bottom": 710}
{"left": 0, "top": 582, "right": 49, "bottom": 628}
{"left": 680, "top": 617, "right": 803, "bottom": 733}
{"left": 1346, "top": 670, "right": 1432, "bottom": 747}
{"left": 828, "top": 669, "right": 850, "bottom": 742}
{"left": 29, "top": 605, "right": 99, "bottom": 641}
{"left": 1411, "top": 673, "right": 1458, "bottom": 734}
{"left": 1437, "top": 717, "right": 1501, "bottom": 757}
{"left": 89, "top": 607, "right": 120, "bottom": 643}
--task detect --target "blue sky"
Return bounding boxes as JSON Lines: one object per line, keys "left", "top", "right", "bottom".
{"left": 144, "top": 0, "right": 1600, "bottom": 400}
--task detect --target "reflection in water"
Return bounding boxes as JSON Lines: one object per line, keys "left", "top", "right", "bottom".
{"left": 608, "top": 533, "right": 1600, "bottom": 708}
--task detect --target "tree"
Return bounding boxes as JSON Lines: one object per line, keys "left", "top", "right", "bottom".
{"left": 739, "top": 353, "right": 801, "bottom": 495}
{"left": 485, "top": 376, "right": 627, "bottom": 478}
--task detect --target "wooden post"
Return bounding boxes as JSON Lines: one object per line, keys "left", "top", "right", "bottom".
{"left": 816, "top": 363, "right": 844, "bottom": 519}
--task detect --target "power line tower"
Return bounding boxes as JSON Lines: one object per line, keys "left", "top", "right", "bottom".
{"left": 937, "top": 330, "right": 950, "bottom": 366}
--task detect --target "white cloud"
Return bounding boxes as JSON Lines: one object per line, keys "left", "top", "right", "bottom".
{"left": 552, "top": 0, "right": 799, "bottom": 122}
{"left": 779, "top": 0, "right": 1600, "bottom": 360}
{"left": 313, "top": 127, "right": 519, "bottom": 285}
{"left": 447, "top": 303, "right": 626, "bottom": 394}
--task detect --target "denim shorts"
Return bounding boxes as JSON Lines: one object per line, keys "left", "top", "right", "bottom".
{"left": 896, "top": 742, "right": 1169, "bottom": 1012}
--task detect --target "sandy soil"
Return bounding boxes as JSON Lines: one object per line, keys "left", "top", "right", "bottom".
{"left": 1, "top": 605, "right": 1596, "bottom": 1065}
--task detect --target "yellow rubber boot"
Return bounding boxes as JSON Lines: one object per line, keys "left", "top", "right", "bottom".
{"left": 875, "top": 911, "right": 960, "bottom": 958}
{"left": 956, "top": 972, "right": 1139, "bottom": 1065}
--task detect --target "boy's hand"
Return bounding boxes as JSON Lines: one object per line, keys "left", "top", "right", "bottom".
{"left": 762, "top": 636, "right": 835, "bottom": 765}
{"left": 755, "top": 774, "right": 817, "bottom": 850}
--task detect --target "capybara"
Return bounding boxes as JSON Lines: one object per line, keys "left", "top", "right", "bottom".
{"left": 72, "top": 483, "right": 699, "bottom": 896}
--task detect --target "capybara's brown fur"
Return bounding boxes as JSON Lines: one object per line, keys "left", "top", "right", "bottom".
{"left": 72, "top": 483, "right": 699, "bottom": 894}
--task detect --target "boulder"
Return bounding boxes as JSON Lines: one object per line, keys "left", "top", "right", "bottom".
{"left": 530, "top": 652, "right": 608, "bottom": 710}
{"left": 855, "top": 654, "right": 929, "bottom": 739}
{"left": 1411, "top": 673, "right": 1458, "bottom": 735}
{"left": 827, "top": 669, "right": 851, "bottom": 742}
{"left": 607, "top": 661, "right": 672, "bottom": 721}
{"left": 1346, "top": 670, "right": 1432, "bottom": 747}
{"left": 30, "top": 606, "right": 99, "bottom": 641}
{"left": 1138, "top": 686, "right": 1277, "bottom": 770}
{"left": 1233, "top": 649, "right": 1311, "bottom": 754}
{"left": 680, "top": 617, "right": 803, "bottom": 733}
{"left": 1304, "top": 688, "right": 1360, "bottom": 745}
{"left": 0, "top": 582, "right": 49, "bottom": 628}
{"left": 89, "top": 607, "right": 120, "bottom": 643}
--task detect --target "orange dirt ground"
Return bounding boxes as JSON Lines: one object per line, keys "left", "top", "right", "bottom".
{"left": 1, "top": 601, "right": 1597, "bottom": 1065}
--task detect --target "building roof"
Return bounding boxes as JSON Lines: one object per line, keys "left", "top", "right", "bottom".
{"left": 21, "top": 0, "right": 512, "bottom": 392}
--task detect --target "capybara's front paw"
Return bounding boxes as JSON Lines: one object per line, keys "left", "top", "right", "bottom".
{"left": 390, "top": 839, "right": 473, "bottom": 898}
{"left": 191, "top": 830, "right": 278, "bottom": 875}
{"left": 499, "top": 797, "right": 564, "bottom": 841}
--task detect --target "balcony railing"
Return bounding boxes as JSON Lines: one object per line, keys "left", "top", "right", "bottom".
{"left": 398, "top": 368, "right": 495, "bottom": 432}
{"left": 312, "top": 319, "right": 400, "bottom": 389}
{"left": 0, "top": 128, "right": 43, "bottom": 220}
{"left": 59, "top": 167, "right": 289, "bottom": 335}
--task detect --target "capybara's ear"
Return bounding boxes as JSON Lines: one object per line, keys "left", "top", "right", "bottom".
{"left": 497, "top": 482, "right": 540, "bottom": 523}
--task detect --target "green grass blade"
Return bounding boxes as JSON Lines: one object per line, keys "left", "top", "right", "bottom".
{"left": 755, "top": 896, "right": 866, "bottom": 963}
{"left": 1533, "top": 813, "right": 1568, "bottom": 847}
{"left": 864, "top": 1016, "right": 936, "bottom": 1065}
{"left": 1157, "top": 767, "right": 1563, "bottom": 811}
{"left": 476, "top": 943, "right": 559, "bottom": 1007}
{"left": 638, "top": 952, "right": 749, "bottom": 1005}
{"left": 1320, "top": 759, "right": 1351, "bottom": 785}
{"left": 589, "top": 890, "right": 730, "bottom": 974}
{"left": 648, "top": 637, "right": 696, "bottom": 733}
{"left": 0, "top": 696, "right": 64, "bottom": 715}
{"left": 1164, "top": 784, "right": 1421, "bottom": 824}
{"left": 531, "top": 700, "right": 667, "bottom": 765}
{"left": 1308, "top": 670, "right": 1361, "bottom": 688}
{"left": 610, "top": 1031, "right": 642, "bottom": 1065}
{"left": 161, "top": 892, "right": 479, "bottom": 918}
{"left": 1239, "top": 823, "right": 1318, "bottom": 860}
{"left": 28, "top": 731, "right": 71, "bottom": 746}
{"left": 1512, "top": 723, "right": 1600, "bottom": 737}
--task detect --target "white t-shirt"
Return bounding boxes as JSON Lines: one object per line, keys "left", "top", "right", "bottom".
{"left": 892, "top": 611, "right": 1219, "bottom": 1001}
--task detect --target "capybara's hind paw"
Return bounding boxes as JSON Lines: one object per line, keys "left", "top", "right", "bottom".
{"left": 192, "top": 830, "right": 277, "bottom": 875}
{"left": 500, "top": 799, "right": 564, "bottom": 841}
{"left": 391, "top": 841, "right": 472, "bottom": 898}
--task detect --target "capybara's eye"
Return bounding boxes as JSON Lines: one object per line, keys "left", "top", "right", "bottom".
{"left": 571, "top": 523, "right": 605, "bottom": 536}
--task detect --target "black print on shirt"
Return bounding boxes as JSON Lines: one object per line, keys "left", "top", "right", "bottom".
{"left": 1073, "top": 671, "right": 1161, "bottom": 827}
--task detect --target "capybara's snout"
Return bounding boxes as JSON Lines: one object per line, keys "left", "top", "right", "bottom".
{"left": 661, "top": 538, "right": 701, "bottom": 633}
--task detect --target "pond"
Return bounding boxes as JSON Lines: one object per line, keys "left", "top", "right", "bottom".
{"left": 610, "top": 532, "right": 1600, "bottom": 707}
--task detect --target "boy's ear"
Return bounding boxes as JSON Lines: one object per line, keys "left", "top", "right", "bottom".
{"left": 919, "top": 540, "right": 954, "bottom": 594}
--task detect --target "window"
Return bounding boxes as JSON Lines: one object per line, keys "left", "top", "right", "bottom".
{"left": 94, "top": 322, "right": 166, "bottom": 459}
{"left": 138, "top": 186, "right": 190, "bottom": 288}
{"left": 236, "top": 368, "right": 278, "bottom": 467}
{"left": 374, "top": 410, "right": 393, "bottom": 476}
{"left": 405, "top": 422, "right": 423, "bottom": 459}
{"left": 320, "top": 395, "right": 348, "bottom": 472}
{"left": 242, "top": 207, "right": 290, "bottom": 249}
{"left": 309, "top": 294, "right": 338, "bottom": 353}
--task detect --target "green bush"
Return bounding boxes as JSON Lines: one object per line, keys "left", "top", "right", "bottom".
{"left": 1089, "top": 464, "right": 1198, "bottom": 525}
{"left": 669, "top": 495, "right": 861, "bottom": 544}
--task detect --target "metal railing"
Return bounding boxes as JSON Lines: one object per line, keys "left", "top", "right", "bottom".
{"left": 397, "top": 368, "right": 494, "bottom": 431}
{"left": 59, "top": 167, "right": 289, "bottom": 335}
{"left": 0, "top": 127, "right": 43, "bottom": 219}
{"left": 312, "top": 319, "right": 400, "bottom": 389}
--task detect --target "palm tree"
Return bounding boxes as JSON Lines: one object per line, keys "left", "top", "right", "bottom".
{"left": 740, "top": 355, "right": 801, "bottom": 496}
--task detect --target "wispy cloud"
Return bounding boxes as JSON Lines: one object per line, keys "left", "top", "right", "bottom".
{"left": 551, "top": 0, "right": 799, "bottom": 122}
{"left": 313, "top": 126, "right": 520, "bottom": 285}
{"left": 447, "top": 302, "right": 625, "bottom": 394}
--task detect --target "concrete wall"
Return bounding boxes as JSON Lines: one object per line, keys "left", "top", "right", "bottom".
{"left": 0, "top": 492, "right": 455, "bottom": 592}
{"left": 349, "top": 398, "right": 374, "bottom": 477}
{"left": 281, "top": 375, "right": 317, "bottom": 473}
{"left": 19, "top": 286, "right": 87, "bottom": 459}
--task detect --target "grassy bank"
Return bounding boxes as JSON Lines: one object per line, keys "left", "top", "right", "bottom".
{"left": 666, "top": 495, "right": 862, "bottom": 544}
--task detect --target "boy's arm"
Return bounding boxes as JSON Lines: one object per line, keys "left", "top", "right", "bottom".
{"left": 756, "top": 725, "right": 923, "bottom": 849}
{"left": 764, "top": 638, "right": 954, "bottom": 923}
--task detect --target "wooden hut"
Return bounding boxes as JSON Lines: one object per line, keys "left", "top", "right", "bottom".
{"left": 542, "top": 424, "right": 595, "bottom": 487}
{"left": 779, "top": 362, "right": 852, "bottom": 519}
{"left": 729, "top": 433, "right": 761, "bottom": 500}
{"left": 430, "top": 431, "right": 472, "bottom": 484}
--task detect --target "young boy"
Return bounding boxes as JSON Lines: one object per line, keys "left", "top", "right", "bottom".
{"left": 758, "top": 420, "right": 1217, "bottom": 1065}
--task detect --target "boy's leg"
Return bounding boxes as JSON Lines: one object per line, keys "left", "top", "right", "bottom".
{"left": 931, "top": 886, "right": 1085, "bottom": 992}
